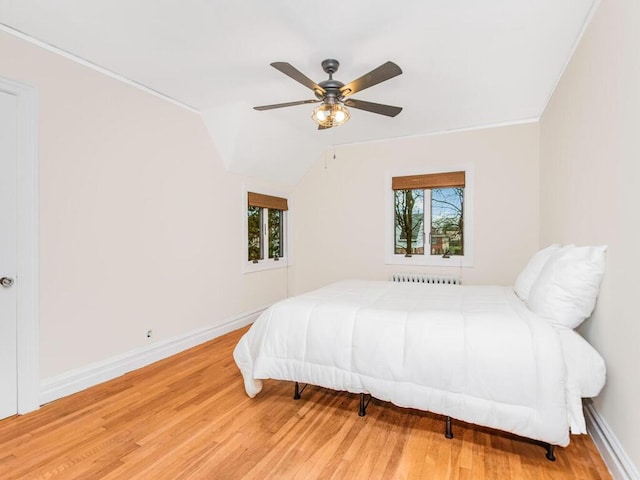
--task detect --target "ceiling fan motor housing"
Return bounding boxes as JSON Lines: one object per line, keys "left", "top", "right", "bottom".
{"left": 316, "top": 59, "right": 345, "bottom": 101}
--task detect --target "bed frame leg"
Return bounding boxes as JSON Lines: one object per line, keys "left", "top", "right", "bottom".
{"left": 445, "top": 416, "right": 454, "bottom": 439}
{"left": 358, "top": 393, "right": 372, "bottom": 417}
{"left": 544, "top": 443, "right": 556, "bottom": 461}
{"left": 293, "top": 382, "right": 307, "bottom": 400}
{"left": 359, "top": 393, "right": 366, "bottom": 416}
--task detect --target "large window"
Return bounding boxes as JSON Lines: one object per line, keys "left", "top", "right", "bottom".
{"left": 387, "top": 169, "right": 473, "bottom": 266}
{"left": 246, "top": 191, "right": 288, "bottom": 271}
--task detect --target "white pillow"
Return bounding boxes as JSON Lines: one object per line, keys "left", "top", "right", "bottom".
{"left": 527, "top": 245, "right": 607, "bottom": 328}
{"left": 514, "top": 244, "right": 561, "bottom": 301}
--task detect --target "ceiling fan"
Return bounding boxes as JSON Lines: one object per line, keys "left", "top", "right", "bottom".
{"left": 253, "top": 59, "right": 403, "bottom": 129}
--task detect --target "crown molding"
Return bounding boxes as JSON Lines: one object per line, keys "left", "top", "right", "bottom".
{"left": 0, "top": 23, "right": 199, "bottom": 114}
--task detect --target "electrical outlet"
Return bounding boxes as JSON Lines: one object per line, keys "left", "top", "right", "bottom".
{"left": 146, "top": 329, "right": 153, "bottom": 339}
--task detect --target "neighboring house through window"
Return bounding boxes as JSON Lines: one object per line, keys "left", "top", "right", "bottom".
{"left": 386, "top": 168, "right": 474, "bottom": 267}
{"left": 245, "top": 190, "right": 289, "bottom": 272}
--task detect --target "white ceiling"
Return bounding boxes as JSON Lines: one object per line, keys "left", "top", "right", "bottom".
{"left": 0, "top": 1, "right": 598, "bottom": 185}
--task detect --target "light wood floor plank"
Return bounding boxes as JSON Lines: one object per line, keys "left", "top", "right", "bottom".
{"left": 0, "top": 326, "right": 612, "bottom": 479}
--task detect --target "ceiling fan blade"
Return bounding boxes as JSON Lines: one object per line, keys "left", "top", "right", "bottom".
{"left": 344, "top": 98, "right": 403, "bottom": 117}
{"left": 270, "top": 62, "right": 326, "bottom": 94}
{"left": 340, "top": 61, "right": 402, "bottom": 97}
{"left": 253, "top": 99, "right": 319, "bottom": 111}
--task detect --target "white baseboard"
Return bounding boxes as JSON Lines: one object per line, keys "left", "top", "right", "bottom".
{"left": 39, "top": 307, "right": 265, "bottom": 405}
{"left": 584, "top": 399, "right": 640, "bottom": 480}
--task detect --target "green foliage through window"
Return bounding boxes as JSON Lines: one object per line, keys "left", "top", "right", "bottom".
{"left": 248, "top": 206, "right": 285, "bottom": 262}
{"left": 268, "top": 209, "right": 283, "bottom": 259}
{"left": 247, "top": 206, "right": 262, "bottom": 261}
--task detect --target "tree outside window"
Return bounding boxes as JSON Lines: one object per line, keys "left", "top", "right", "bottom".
{"left": 247, "top": 206, "right": 262, "bottom": 261}
{"left": 394, "top": 190, "right": 424, "bottom": 256}
{"left": 389, "top": 170, "right": 470, "bottom": 266}
{"left": 247, "top": 206, "right": 285, "bottom": 262}
{"left": 430, "top": 187, "right": 464, "bottom": 256}
{"left": 267, "top": 209, "right": 283, "bottom": 259}
{"left": 394, "top": 186, "right": 464, "bottom": 257}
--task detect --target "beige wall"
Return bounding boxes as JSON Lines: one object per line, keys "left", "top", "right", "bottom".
{"left": 540, "top": 0, "right": 640, "bottom": 471}
{"left": 292, "top": 123, "right": 540, "bottom": 295}
{"left": 0, "top": 31, "right": 289, "bottom": 379}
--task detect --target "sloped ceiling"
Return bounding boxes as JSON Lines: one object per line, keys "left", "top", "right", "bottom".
{"left": 0, "top": 1, "right": 597, "bottom": 185}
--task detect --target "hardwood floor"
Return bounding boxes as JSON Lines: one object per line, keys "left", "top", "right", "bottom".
{"left": 0, "top": 327, "right": 611, "bottom": 479}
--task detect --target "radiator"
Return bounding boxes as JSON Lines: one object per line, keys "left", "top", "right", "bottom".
{"left": 391, "top": 273, "right": 461, "bottom": 285}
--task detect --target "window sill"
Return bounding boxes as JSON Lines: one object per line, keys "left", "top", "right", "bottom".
{"left": 243, "top": 259, "right": 289, "bottom": 274}
{"left": 385, "top": 254, "right": 473, "bottom": 268}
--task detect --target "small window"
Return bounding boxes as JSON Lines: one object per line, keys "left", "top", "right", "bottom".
{"left": 245, "top": 190, "right": 288, "bottom": 271}
{"left": 387, "top": 169, "right": 473, "bottom": 267}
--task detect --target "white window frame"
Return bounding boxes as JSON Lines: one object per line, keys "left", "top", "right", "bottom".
{"left": 242, "top": 185, "right": 291, "bottom": 273}
{"left": 385, "top": 164, "right": 474, "bottom": 267}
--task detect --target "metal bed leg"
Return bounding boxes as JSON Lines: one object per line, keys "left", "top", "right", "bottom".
{"left": 445, "top": 416, "right": 453, "bottom": 439}
{"left": 358, "top": 393, "right": 371, "bottom": 417}
{"left": 359, "top": 393, "right": 366, "bottom": 416}
{"left": 293, "top": 382, "right": 307, "bottom": 400}
{"left": 545, "top": 444, "right": 556, "bottom": 461}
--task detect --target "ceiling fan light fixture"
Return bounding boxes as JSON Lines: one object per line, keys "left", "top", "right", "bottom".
{"left": 312, "top": 103, "right": 350, "bottom": 127}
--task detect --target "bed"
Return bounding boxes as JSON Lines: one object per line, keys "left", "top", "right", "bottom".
{"left": 233, "top": 246, "right": 607, "bottom": 459}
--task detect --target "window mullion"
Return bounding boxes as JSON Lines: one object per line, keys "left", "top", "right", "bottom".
{"left": 424, "top": 188, "right": 433, "bottom": 256}
{"left": 262, "top": 208, "right": 268, "bottom": 260}
{"left": 425, "top": 189, "right": 432, "bottom": 257}
{"left": 280, "top": 214, "right": 285, "bottom": 260}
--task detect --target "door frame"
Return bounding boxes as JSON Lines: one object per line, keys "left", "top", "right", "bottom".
{"left": 0, "top": 75, "right": 39, "bottom": 414}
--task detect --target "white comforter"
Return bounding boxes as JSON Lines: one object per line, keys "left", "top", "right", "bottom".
{"left": 234, "top": 280, "right": 605, "bottom": 447}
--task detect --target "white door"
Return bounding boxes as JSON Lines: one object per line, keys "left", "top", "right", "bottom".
{"left": 0, "top": 89, "right": 19, "bottom": 419}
